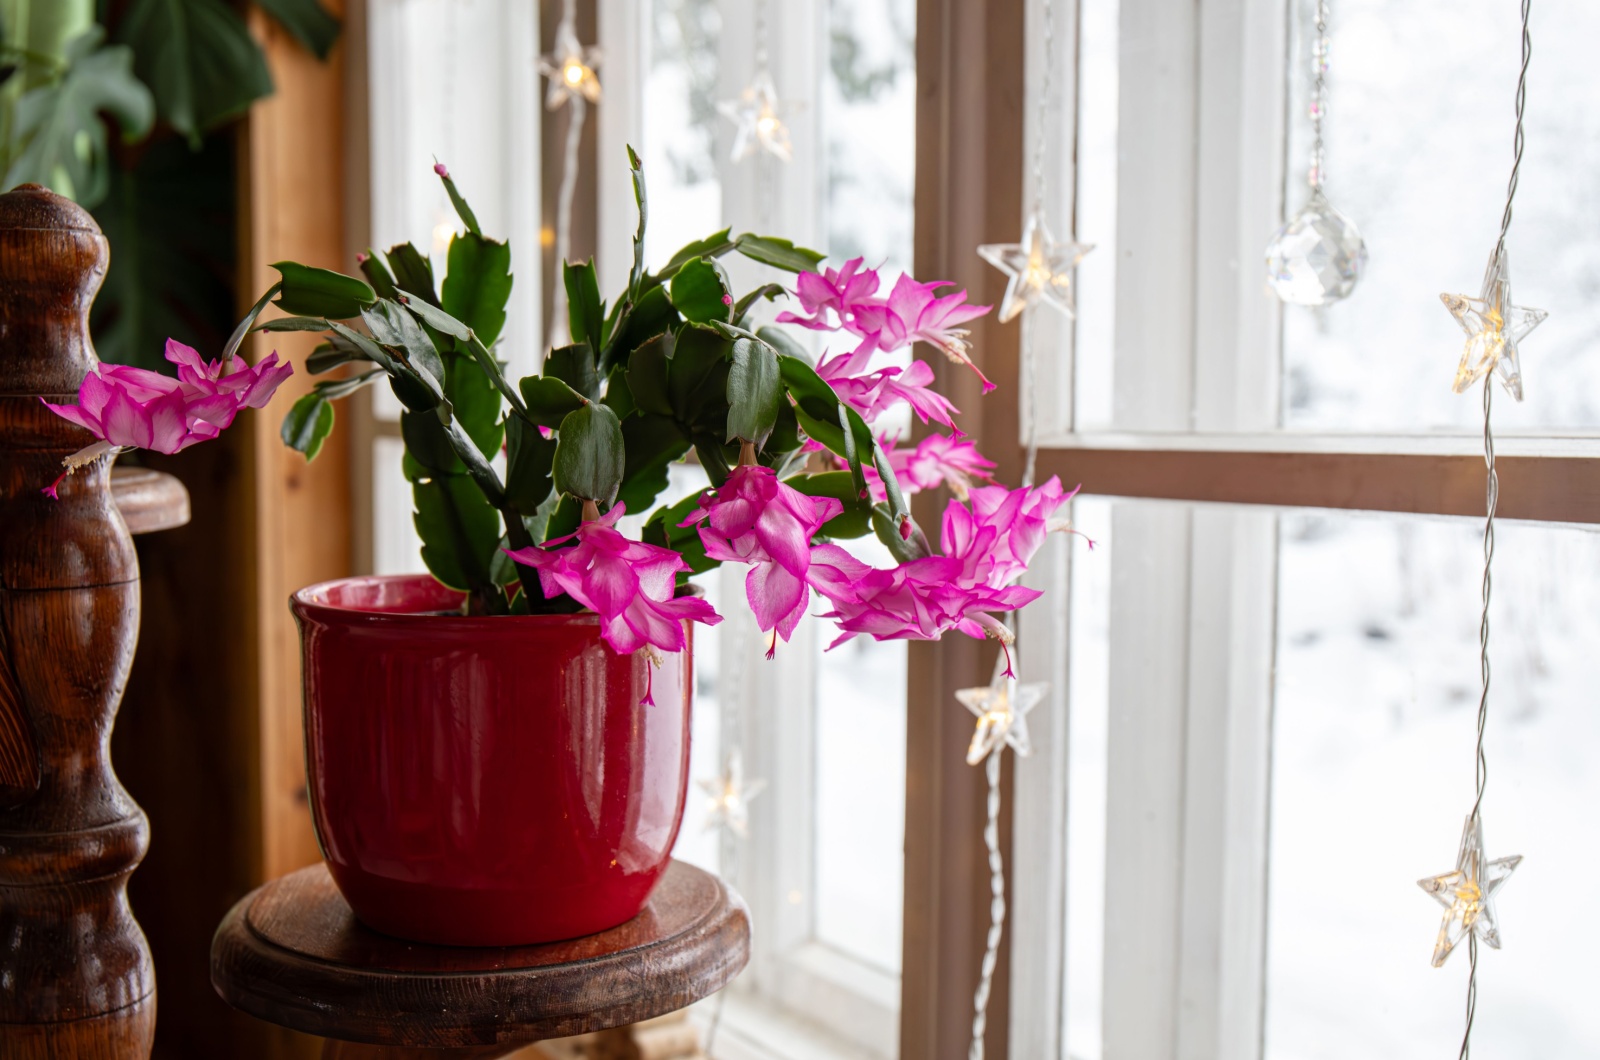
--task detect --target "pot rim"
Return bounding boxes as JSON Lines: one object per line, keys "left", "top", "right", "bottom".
{"left": 290, "top": 572, "right": 605, "bottom": 630}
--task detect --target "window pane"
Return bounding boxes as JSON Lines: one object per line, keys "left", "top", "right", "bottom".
{"left": 808, "top": 0, "right": 916, "bottom": 979}
{"left": 645, "top": 0, "right": 723, "bottom": 266}
{"left": 814, "top": 536, "right": 908, "bottom": 975}
{"left": 1280, "top": 0, "right": 1600, "bottom": 432}
{"left": 1268, "top": 510, "right": 1600, "bottom": 1056}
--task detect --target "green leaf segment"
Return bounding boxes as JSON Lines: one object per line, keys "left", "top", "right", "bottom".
{"left": 264, "top": 154, "right": 917, "bottom": 614}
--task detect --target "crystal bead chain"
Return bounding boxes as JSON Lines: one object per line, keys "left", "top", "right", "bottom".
{"left": 1308, "top": 0, "right": 1329, "bottom": 189}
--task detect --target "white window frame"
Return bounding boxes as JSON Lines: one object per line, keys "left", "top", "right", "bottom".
{"left": 1011, "top": 1, "right": 1600, "bottom": 1058}
{"left": 1012, "top": 0, "right": 1290, "bottom": 1048}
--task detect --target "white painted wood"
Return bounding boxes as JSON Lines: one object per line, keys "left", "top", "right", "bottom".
{"left": 1111, "top": 0, "right": 1198, "bottom": 431}
{"left": 1101, "top": 502, "right": 1192, "bottom": 1060}
{"left": 1174, "top": 507, "right": 1277, "bottom": 1060}
{"left": 1192, "top": 0, "right": 1287, "bottom": 432}
{"left": 1010, "top": 529, "right": 1073, "bottom": 1059}
{"left": 1033, "top": 429, "right": 1600, "bottom": 458}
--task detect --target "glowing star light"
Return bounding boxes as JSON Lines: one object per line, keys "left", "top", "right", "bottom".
{"left": 955, "top": 660, "right": 1047, "bottom": 766}
{"left": 978, "top": 210, "right": 1092, "bottom": 323}
{"left": 1441, "top": 245, "right": 1546, "bottom": 400}
{"left": 538, "top": 20, "right": 601, "bottom": 110}
{"left": 717, "top": 70, "right": 792, "bottom": 163}
{"left": 697, "top": 750, "right": 767, "bottom": 839}
{"left": 1417, "top": 814, "right": 1522, "bottom": 968}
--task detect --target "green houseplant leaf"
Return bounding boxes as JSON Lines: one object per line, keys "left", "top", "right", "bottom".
{"left": 733, "top": 233, "right": 826, "bottom": 273}
{"left": 552, "top": 402, "right": 625, "bottom": 505}
{"left": 441, "top": 233, "right": 512, "bottom": 348}
{"left": 280, "top": 391, "right": 335, "bottom": 459}
{"left": 253, "top": 0, "right": 341, "bottom": 59}
{"left": 120, "top": 0, "right": 274, "bottom": 144}
{"left": 3, "top": 26, "right": 154, "bottom": 208}
{"left": 725, "top": 336, "right": 781, "bottom": 446}
{"left": 669, "top": 256, "right": 733, "bottom": 325}
{"left": 272, "top": 262, "right": 376, "bottom": 319}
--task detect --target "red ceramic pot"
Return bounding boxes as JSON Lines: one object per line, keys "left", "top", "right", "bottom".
{"left": 291, "top": 573, "right": 693, "bottom": 946}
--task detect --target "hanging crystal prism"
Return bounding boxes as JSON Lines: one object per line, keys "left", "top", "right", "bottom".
{"left": 1266, "top": 191, "right": 1368, "bottom": 306}
{"left": 1265, "top": 0, "right": 1367, "bottom": 306}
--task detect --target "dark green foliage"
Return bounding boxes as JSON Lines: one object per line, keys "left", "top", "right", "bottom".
{"left": 90, "top": 132, "right": 232, "bottom": 371}
{"left": 259, "top": 154, "right": 918, "bottom": 613}
{"left": 3, "top": 26, "right": 153, "bottom": 206}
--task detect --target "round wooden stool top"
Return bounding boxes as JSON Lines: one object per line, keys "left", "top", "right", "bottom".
{"left": 210, "top": 860, "right": 749, "bottom": 1052}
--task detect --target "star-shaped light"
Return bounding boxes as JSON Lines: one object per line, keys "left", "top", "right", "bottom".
{"left": 538, "top": 20, "right": 602, "bottom": 110}
{"left": 716, "top": 70, "right": 792, "bottom": 163}
{"left": 697, "top": 749, "right": 767, "bottom": 838}
{"left": 955, "top": 659, "right": 1047, "bottom": 766}
{"left": 977, "top": 210, "right": 1093, "bottom": 323}
{"left": 1441, "top": 246, "right": 1546, "bottom": 401}
{"left": 1417, "top": 814, "right": 1522, "bottom": 968}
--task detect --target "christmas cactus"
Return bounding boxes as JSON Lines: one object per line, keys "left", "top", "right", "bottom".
{"left": 44, "top": 152, "right": 1076, "bottom": 656}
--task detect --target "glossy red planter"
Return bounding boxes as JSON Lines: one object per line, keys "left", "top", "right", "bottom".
{"left": 291, "top": 574, "right": 693, "bottom": 946}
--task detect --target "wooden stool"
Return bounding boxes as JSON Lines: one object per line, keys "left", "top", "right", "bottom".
{"left": 211, "top": 860, "right": 750, "bottom": 1058}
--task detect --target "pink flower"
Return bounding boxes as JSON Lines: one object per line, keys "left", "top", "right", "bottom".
{"left": 40, "top": 340, "right": 293, "bottom": 497}
{"left": 434, "top": 162, "right": 450, "bottom": 177}
{"left": 806, "top": 477, "right": 1078, "bottom": 647}
{"left": 816, "top": 353, "right": 959, "bottom": 429}
{"left": 807, "top": 548, "right": 1039, "bottom": 648}
{"left": 504, "top": 504, "right": 722, "bottom": 658}
{"left": 854, "top": 275, "right": 994, "bottom": 392}
{"left": 776, "top": 256, "right": 882, "bottom": 335}
{"left": 867, "top": 432, "right": 996, "bottom": 501}
{"left": 943, "top": 477, "right": 1079, "bottom": 588}
{"left": 680, "top": 465, "right": 843, "bottom": 646}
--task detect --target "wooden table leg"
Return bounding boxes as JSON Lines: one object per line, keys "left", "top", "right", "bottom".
{"left": 320, "top": 1040, "right": 533, "bottom": 1060}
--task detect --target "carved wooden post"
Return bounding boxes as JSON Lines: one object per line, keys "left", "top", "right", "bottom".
{"left": 0, "top": 186, "right": 155, "bottom": 1057}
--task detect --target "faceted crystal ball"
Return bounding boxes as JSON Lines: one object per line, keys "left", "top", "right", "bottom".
{"left": 1264, "top": 191, "right": 1368, "bottom": 306}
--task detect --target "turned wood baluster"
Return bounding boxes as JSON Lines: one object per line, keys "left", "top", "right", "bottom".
{"left": 0, "top": 185, "right": 155, "bottom": 1057}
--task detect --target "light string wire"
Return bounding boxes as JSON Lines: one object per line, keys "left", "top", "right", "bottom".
{"left": 1459, "top": 5, "right": 1530, "bottom": 1057}
{"left": 1308, "top": 0, "right": 1328, "bottom": 190}
{"left": 969, "top": 1, "right": 1053, "bottom": 1053}
{"left": 548, "top": 0, "right": 586, "bottom": 350}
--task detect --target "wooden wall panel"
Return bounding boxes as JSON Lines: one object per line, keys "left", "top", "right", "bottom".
{"left": 904, "top": 0, "right": 1026, "bottom": 1056}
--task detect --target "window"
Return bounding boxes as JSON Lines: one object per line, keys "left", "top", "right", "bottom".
{"left": 1010, "top": 1, "right": 1600, "bottom": 1057}
{"left": 359, "top": 2, "right": 915, "bottom": 1056}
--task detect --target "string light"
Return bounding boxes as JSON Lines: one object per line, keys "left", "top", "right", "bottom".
{"left": 698, "top": 748, "right": 766, "bottom": 840}
{"left": 537, "top": 15, "right": 601, "bottom": 110}
{"left": 1442, "top": 246, "right": 1545, "bottom": 401}
{"left": 538, "top": 0, "right": 599, "bottom": 348}
{"left": 1427, "top": 5, "right": 1540, "bottom": 1057}
{"left": 978, "top": 213, "right": 1092, "bottom": 323}
{"left": 717, "top": 0, "right": 794, "bottom": 164}
{"left": 978, "top": 0, "right": 1090, "bottom": 331}
{"left": 1418, "top": 815, "right": 1522, "bottom": 968}
{"left": 956, "top": 656, "right": 1046, "bottom": 766}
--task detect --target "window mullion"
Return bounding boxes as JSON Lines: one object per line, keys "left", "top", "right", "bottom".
{"left": 1192, "top": 0, "right": 1288, "bottom": 433}
{"left": 1175, "top": 507, "right": 1278, "bottom": 1060}
{"left": 1111, "top": 0, "right": 1200, "bottom": 431}
{"left": 1100, "top": 503, "right": 1193, "bottom": 1058}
